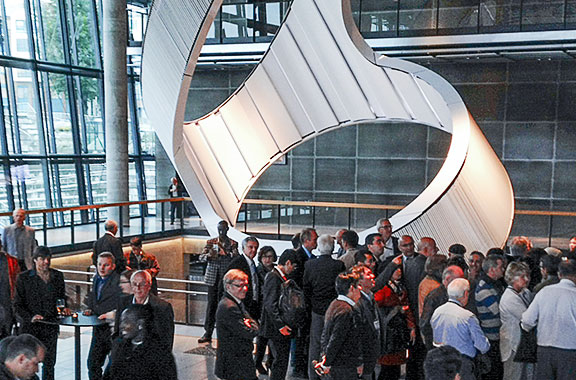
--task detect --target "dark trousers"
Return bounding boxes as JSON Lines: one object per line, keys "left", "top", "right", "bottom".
{"left": 536, "top": 345, "right": 576, "bottom": 380}
{"left": 87, "top": 324, "right": 112, "bottom": 380}
{"left": 378, "top": 365, "right": 400, "bottom": 380}
{"left": 203, "top": 280, "right": 223, "bottom": 338}
{"left": 481, "top": 340, "right": 503, "bottom": 380}
{"left": 308, "top": 312, "right": 324, "bottom": 380}
{"left": 25, "top": 324, "right": 58, "bottom": 380}
{"left": 293, "top": 320, "right": 310, "bottom": 374}
{"left": 328, "top": 366, "right": 357, "bottom": 380}
{"left": 406, "top": 333, "right": 426, "bottom": 380}
{"left": 254, "top": 335, "right": 274, "bottom": 368}
{"left": 269, "top": 336, "right": 291, "bottom": 380}
{"left": 169, "top": 201, "right": 181, "bottom": 224}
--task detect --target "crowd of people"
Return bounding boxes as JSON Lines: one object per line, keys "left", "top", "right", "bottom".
{"left": 0, "top": 209, "right": 173, "bottom": 380}
{"left": 0, "top": 207, "right": 575, "bottom": 380}
{"left": 206, "top": 218, "right": 576, "bottom": 380}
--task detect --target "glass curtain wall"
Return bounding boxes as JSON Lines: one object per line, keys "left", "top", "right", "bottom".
{"left": 0, "top": 0, "right": 154, "bottom": 228}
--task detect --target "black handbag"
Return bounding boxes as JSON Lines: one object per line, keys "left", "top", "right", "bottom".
{"left": 513, "top": 325, "right": 537, "bottom": 363}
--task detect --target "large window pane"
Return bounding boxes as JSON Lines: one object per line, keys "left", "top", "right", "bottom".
{"left": 135, "top": 81, "right": 154, "bottom": 155}
{"left": 522, "top": 0, "right": 565, "bottom": 30}
{"left": 0, "top": 67, "right": 17, "bottom": 154}
{"left": 222, "top": 4, "right": 254, "bottom": 42}
{"left": 399, "top": 0, "right": 438, "bottom": 35}
{"left": 438, "top": 0, "right": 479, "bottom": 33}
{"left": 45, "top": 73, "right": 74, "bottom": 153}
{"left": 479, "top": 0, "right": 520, "bottom": 32}
{"left": 79, "top": 77, "right": 103, "bottom": 153}
{"left": 144, "top": 160, "right": 156, "bottom": 201}
{"left": 70, "top": 0, "right": 98, "bottom": 67}
{"left": 89, "top": 162, "right": 107, "bottom": 205}
{"left": 13, "top": 69, "right": 41, "bottom": 154}
{"left": 20, "top": 162, "right": 48, "bottom": 209}
{"left": 360, "top": 0, "right": 398, "bottom": 35}
{"left": 32, "top": 0, "right": 65, "bottom": 63}
{"left": 57, "top": 163, "right": 79, "bottom": 206}
{"left": 4, "top": 0, "right": 31, "bottom": 59}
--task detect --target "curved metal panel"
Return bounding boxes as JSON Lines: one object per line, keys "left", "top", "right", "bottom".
{"left": 141, "top": 0, "right": 514, "bottom": 250}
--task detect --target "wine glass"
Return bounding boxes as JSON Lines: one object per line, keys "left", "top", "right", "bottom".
{"left": 56, "top": 299, "right": 65, "bottom": 318}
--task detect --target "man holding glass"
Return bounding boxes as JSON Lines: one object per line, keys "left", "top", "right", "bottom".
{"left": 14, "top": 246, "right": 70, "bottom": 380}
{"left": 84, "top": 252, "right": 122, "bottom": 380}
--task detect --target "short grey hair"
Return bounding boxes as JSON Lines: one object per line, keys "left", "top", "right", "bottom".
{"left": 130, "top": 270, "right": 152, "bottom": 285}
{"left": 447, "top": 278, "right": 470, "bottom": 300}
{"left": 242, "top": 236, "right": 259, "bottom": 250}
{"left": 223, "top": 269, "right": 248, "bottom": 290}
{"left": 504, "top": 261, "right": 530, "bottom": 286}
{"left": 317, "top": 234, "right": 334, "bottom": 255}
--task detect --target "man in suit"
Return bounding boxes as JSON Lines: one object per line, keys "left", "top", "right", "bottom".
{"left": 261, "top": 249, "right": 298, "bottom": 380}
{"left": 2, "top": 208, "right": 36, "bottom": 271}
{"left": 127, "top": 236, "right": 160, "bottom": 295}
{"left": 376, "top": 218, "right": 400, "bottom": 263}
{"left": 226, "top": 236, "right": 260, "bottom": 319}
{"left": 14, "top": 246, "right": 71, "bottom": 380}
{"left": 92, "top": 220, "right": 125, "bottom": 273}
{"left": 315, "top": 272, "right": 363, "bottom": 379}
{"left": 292, "top": 228, "right": 318, "bottom": 377}
{"left": 352, "top": 264, "right": 380, "bottom": 380}
{"left": 84, "top": 252, "right": 122, "bottom": 380}
{"left": 113, "top": 270, "right": 174, "bottom": 352}
{"left": 303, "top": 234, "right": 346, "bottom": 380}
{"left": 199, "top": 220, "right": 239, "bottom": 344}
{"left": 363, "top": 233, "right": 386, "bottom": 275}
{"left": 215, "top": 269, "right": 259, "bottom": 380}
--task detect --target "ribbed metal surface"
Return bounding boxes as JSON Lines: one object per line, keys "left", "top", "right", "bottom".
{"left": 141, "top": 0, "right": 514, "bottom": 250}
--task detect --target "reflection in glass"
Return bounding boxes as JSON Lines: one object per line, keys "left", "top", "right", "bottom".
{"left": 222, "top": 4, "right": 254, "bottom": 41}
{"left": 4, "top": 0, "right": 31, "bottom": 59}
{"left": 438, "top": 0, "right": 479, "bottom": 33}
{"left": 13, "top": 69, "right": 40, "bottom": 154}
{"left": 522, "top": 0, "right": 565, "bottom": 29}
{"left": 19, "top": 163, "right": 47, "bottom": 209}
{"left": 79, "top": 77, "right": 104, "bottom": 153}
{"left": 358, "top": 0, "right": 398, "bottom": 34}
{"left": 57, "top": 163, "right": 79, "bottom": 206}
{"left": 32, "top": 0, "right": 65, "bottom": 63}
{"left": 70, "top": 0, "right": 98, "bottom": 67}
{"left": 399, "top": 0, "right": 438, "bottom": 34}
{"left": 44, "top": 73, "right": 74, "bottom": 154}
{"left": 480, "top": 0, "right": 521, "bottom": 32}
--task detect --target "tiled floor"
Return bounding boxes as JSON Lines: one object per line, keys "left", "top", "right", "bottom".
{"left": 53, "top": 324, "right": 309, "bottom": 380}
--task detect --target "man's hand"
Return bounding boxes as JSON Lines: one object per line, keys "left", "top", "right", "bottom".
{"left": 410, "top": 328, "right": 416, "bottom": 345}
{"left": 392, "top": 256, "right": 402, "bottom": 266}
{"left": 98, "top": 311, "right": 116, "bottom": 320}
{"left": 61, "top": 308, "right": 72, "bottom": 316}
{"left": 31, "top": 315, "right": 44, "bottom": 323}
{"left": 313, "top": 355, "right": 330, "bottom": 376}
{"left": 279, "top": 325, "right": 292, "bottom": 336}
{"left": 357, "top": 364, "right": 364, "bottom": 376}
{"left": 83, "top": 309, "right": 93, "bottom": 316}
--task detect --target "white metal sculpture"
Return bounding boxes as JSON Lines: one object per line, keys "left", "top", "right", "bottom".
{"left": 141, "top": 0, "right": 514, "bottom": 251}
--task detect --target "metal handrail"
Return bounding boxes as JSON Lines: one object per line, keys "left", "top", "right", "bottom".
{"left": 0, "top": 197, "right": 189, "bottom": 217}
{"left": 60, "top": 269, "right": 206, "bottom": 286}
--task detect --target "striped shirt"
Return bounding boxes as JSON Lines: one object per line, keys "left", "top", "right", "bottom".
{"left": 475, "top": 274, "right": 504, "bottom": 341}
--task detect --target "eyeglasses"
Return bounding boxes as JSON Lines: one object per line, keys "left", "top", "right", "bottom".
{"left": 131, "top": 282, "right": 149, "bottom": 288}
{"left": 231, "top": 282, "right": 248, "bottom": 288}
{"left": 378, "top": 225, "right": 392, "bottom": 230}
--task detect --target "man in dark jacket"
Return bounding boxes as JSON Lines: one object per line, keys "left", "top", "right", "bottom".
{"left": 316, "top": 271, "right": 363, "bottom": 380}
{"left": 113, "top": 270, "right": 174, "bottom": 352}
{"left": 14, "top": 246, "right": 70, "bottom": 380}
{"left": 92, "top": 220, "right": 125, "bottom": 273}
{"left": 215, "top": 269, "right": 259, "bottom": 380}
{"left": 226, "top": 236, "right": 260, "bottom": 319}
{"left": 303, "top": 234, "right": 346, "bottom": 380}
{"left": 292, "top": 228, "right": 318, "bottom": 377}
{"left": 84, "top": 252, "right": 122, "bottom": 380}
{"left": 352, "top": 264, "right": 380, "bottom": 379}
{"left": 261, "top": 249, "right": 298, "bottom": 380}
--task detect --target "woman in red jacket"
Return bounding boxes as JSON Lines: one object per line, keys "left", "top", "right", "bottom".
{"left": 374, "top": 267, "right": 416, "bottom": 380}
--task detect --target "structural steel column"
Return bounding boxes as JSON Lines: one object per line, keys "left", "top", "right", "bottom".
{"left": 103, "top": 0, "right": 129, "bottom": 225}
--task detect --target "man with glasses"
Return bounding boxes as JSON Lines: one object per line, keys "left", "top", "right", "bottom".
{"left": 215, "top": 269, "right": 259, "bottom": 380}
{"left": 113, "top": 270, "right": 174, "bottom": 352}
{"left": 227, "top": 237, "right": 261, "bottom": 321}
{"left": 376, "top": 218, "right": 400, "bottom": 263}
